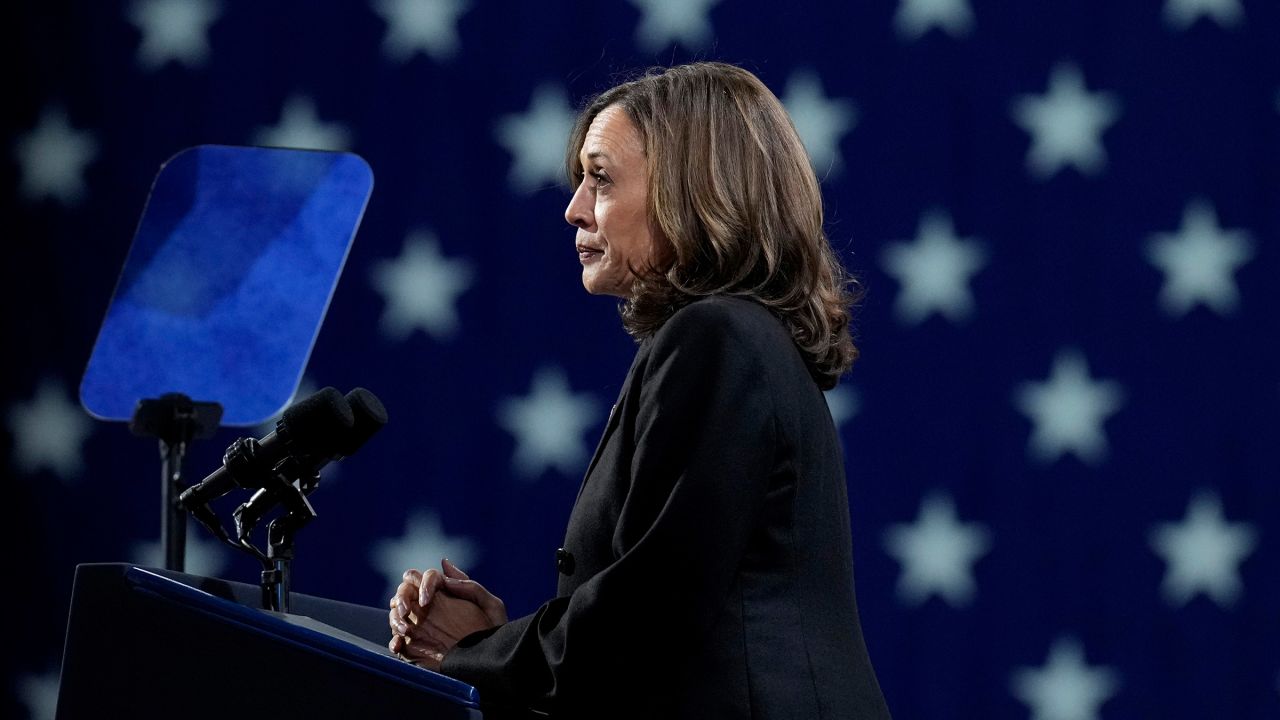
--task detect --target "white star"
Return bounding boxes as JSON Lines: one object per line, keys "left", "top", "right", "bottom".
{"left": 498, "top": 367, "right": 601, "bottom": 479}
{"left": 16, "top": 668, "right": 60, "bottom": 720}
{"left": 252, "top": 96, "right": 352, "bottom": 151}
{"left": 781, "top": 70, "right": 857, "bottom": 177}
{"left": 894, "top": 0, "right": 974, "bottom": 41}
{"left": 824, "top": 385, "right": 861, "bottom": 430}
{"left": 372, "top": 510, "right": 479, "bottom": 600}
{"left": 1014, "top": 349, "right": 1124, "bottom": 466}
{"left": 883, "top": 493, "right": 991, "bottom": 606}
{"left": 1163, "top": 0, "right": 1243, "bottom": 30}
{"left": 494, "top": 84, "right": 577, "bottom": 194}
{"left": 629, "top": 0, "right": 722, "bottom": 51}
{"left": 880, "top": 210, "right": 987, "bottom": 325}
{"left": 370, "top": 230, "right": 474, "bottom": 341}
{"left": 1011, "top": 63, "right": 1120, "bottom": 179}
{"left": 128, "top": 0, "right": 222, "bottom": 70}
{"left": 1149, "top": 491, "right": 1257, "bottom": 607}
{"left": 13, "top": 108, "right": 99, "bottom": 205}
{"left": 131, "top": 527, "right": 233, "bottom": 578}
{"left": 372, "top": 0, "right": 470, "bottom": 62}
{"left": 1145, "top": 199, "right": 1253, "bottom": 318}
{"left": 7, "top": 379, "right": 95, "bottom": 481}
{"left": 1011, "top": 637, "right": 1120, "bottom": 720}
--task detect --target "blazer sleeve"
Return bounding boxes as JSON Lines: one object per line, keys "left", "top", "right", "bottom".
{"left": 441, "top": 301, "right": 781, "bottom": 715}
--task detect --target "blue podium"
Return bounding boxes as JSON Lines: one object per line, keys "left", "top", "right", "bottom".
{"left": 56, "top": 563, "right": 483, "bottom": 719}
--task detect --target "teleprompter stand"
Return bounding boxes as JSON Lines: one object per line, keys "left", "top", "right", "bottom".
{"left": 129, "top": 393, "right": 222, "bottom": 572}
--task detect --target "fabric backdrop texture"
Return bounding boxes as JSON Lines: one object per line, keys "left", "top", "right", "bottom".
{"left": 2, "top": 1, "right": 1278, "bottom": 718}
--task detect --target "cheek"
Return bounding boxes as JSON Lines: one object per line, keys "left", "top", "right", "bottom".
{"left": 612, "top": 204, "right": 649, "bottom": 252}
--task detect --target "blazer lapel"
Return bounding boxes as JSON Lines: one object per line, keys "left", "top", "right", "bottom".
{"left": 575, "top": 346, "right": 645, "bottom": 501}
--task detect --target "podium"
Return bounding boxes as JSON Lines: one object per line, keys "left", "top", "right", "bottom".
{"left": 56, "top": 563, "right": 483, "bottom": 719}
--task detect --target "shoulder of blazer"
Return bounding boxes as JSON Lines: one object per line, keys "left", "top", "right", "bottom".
{"left": 647, "top": 296, "right": 797, "bottom": 368}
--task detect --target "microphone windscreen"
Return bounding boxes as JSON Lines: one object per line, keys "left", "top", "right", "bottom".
{"left": 340, "top": 387, "right": 387, "bottom": 456}
{"left": 279, "top": 387, "right": 355, "bottom": 455}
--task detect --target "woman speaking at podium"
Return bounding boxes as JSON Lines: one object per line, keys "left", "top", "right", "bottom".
{"left": 389, "top": 62, "right": 890, "bottom": 719}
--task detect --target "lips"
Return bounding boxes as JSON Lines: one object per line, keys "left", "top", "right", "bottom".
{"left": 577, "top": 243, "right": 604, "bottom": 263}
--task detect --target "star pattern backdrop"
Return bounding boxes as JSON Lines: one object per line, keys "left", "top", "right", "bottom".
{"left": 3, "top": 1, "right": 1279, "bottom": 718}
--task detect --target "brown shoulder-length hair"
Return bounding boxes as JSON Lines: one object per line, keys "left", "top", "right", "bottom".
{"left": 565, "top": 62, "right": 860, "bottom": 389}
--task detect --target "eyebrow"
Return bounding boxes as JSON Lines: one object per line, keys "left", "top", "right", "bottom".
{"left": 585, "top": 151, "right": 611, "bottom": 162}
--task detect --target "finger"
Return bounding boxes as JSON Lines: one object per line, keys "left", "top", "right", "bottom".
{"left": 392, "top": 602, "right": 426, "bottom": 631}
{"left": 441, "top": 558, "right": 470, "bottom": 580}
{"left": 401, "top": 619, "right": 454, "bottom": 652}
{"left": 402, "top": 569, "right": 423, "bottom": 586}
{"left": 442, "top": 577, "right": 508, "bottom": 624}
{"left": 421, "top": 651, "right": 444, "bottom": 671}
{"left": 394, "top": 580, "right": 421, "bottom": 619}
{"left": 419, "top": 568, "right": 444, "bottom": 607}
{"left": 408, "top": 646, "right": 445, "bottom": 671}
{"left": 417, "top": 609, "right": 463, "bottom": 645}
{"left": 395, "top": 579, "right": 419, "bottom": 602}
{"left": 398, "top": 636, "right": 444, "bottom": 665}
{"left": 392, "top": 630, "right": 444, "bottom": 668}
{"left": 391, "top": 582, "right": 413, "bottom": 609}
{"left": 441, "top": 576, "right": 496, "bottom": 607}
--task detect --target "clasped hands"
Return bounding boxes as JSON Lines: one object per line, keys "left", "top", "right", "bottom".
{"left": 388, "top": 558, "right": 507, "bottom": 670}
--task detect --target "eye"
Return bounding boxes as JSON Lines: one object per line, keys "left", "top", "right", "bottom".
{"left": 589, "top": 170, "right": 611, "bottom": 190}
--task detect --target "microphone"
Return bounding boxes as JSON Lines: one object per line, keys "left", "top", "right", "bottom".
{"left": 337, "top": 387, "right": 389, "bottom": 456}
{"left": 177, "top": 387, "right": 355, "bottom": 512}
{"left": 233, "top": 387, "right": 388, "bottom": 540}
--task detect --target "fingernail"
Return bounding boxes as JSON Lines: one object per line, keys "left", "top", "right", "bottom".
{"left": 397, "top": 604, "right": 407, "bottom": 619}
{"left": 395, "top": 621, "right": 407, "bottom": 634}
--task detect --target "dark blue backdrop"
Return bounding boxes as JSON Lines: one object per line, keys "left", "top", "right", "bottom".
{"left": 4, "top": 1, "right": 1278, "bottom": 718}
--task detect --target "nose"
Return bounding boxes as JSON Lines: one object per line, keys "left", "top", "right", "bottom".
{"left": 564, "top": 179, "right": 596, "bottom": 231}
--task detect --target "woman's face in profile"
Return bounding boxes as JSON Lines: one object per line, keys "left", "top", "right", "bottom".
{"left": 565, "top": 105, "right": 656, "bottom": 298}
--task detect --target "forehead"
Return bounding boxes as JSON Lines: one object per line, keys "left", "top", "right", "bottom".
{"left": 580, "top": 105, "right": 645, "bottom": 161}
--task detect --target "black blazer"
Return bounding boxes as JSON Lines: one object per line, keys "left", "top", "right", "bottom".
{"left": 443, "top": 296, "right": 890, "bottom": 719}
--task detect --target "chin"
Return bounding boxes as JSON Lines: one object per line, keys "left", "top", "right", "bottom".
{"left": 581, "top": 276, "right": 630, "bottom": 299}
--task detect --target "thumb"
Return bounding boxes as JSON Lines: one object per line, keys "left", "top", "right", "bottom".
{"left": 443, "top": 576, "right": 507, "bottom": 625}
{"left": 441, "top": 557, "right": 471, "bottom": 580}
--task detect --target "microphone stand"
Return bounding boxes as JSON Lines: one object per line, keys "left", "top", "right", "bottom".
{"left": 264, "top": 500, "right": 316, "bottom": 613}
{"left": 232, "top": 463, "right": 321, "bottom": 612}
{"left": 261, "top": 474, "right": 318, "bottom": 612}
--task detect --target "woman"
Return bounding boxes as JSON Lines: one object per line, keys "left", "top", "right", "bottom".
{"left": 389, "top": 62, "right": 891, "bottom": 719}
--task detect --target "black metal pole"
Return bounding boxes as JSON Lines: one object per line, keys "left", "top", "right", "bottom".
{"left": 132, "top": 393, "right": 221, "bottom": 573}
{"left": 273, "top": 558, "right": 291, "bottom": 613}
{"left": 264, "top": 496, "right": 314, "bottom": 613}
{"left": 160, "top": 438, "right": 187, "bottom": 571}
